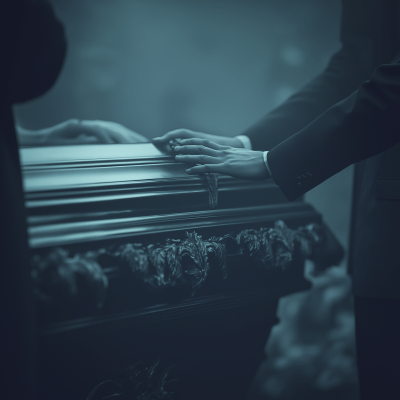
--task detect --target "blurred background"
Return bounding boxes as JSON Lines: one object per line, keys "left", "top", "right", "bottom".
{"left": 14, "top": 0, "right": 358, "bottom": 398}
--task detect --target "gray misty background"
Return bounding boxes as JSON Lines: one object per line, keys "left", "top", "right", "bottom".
{"left": 13, "top": 0, "right": 351, "bottom": 255}
{"left": 14, "top": 1, "right": 358, "bottom": 398}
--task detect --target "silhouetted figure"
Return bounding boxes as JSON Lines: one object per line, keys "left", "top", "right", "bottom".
{"left": 0, "top": 1, "right": 66, "bottom": 398}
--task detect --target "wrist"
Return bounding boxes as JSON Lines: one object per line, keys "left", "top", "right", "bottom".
{"left": 263, "top": 151, "right": 272, "bottom": 178}
{"left": 17, "top": 126, "right": 47, "bottom": 146}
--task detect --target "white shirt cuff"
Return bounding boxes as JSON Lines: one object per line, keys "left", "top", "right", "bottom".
{"left": 235, "top": 135, "right": 252, "bottom": 150}
{"left": 263, "top": 151, "right": 272, "bottom": 177}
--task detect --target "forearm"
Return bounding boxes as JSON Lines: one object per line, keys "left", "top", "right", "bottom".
{"left": 16, "top": 126, "right": 48, "bottom": 146}
{"left": 244, "top": 44, "right": 372, "bottom": 151}
{"left": 242, "top": 0, "right": 392, "bottom": 151}
{"left": 268, "top": 59, "right": 400, "bottom": 201}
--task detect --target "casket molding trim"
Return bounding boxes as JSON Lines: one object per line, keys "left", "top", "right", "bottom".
{"left": 28, "top": 203, "right": 318, "bottom": 248}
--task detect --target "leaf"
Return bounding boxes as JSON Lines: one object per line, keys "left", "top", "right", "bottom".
{"left": 205, "top": 241, "right": 228, "bottom": 279}
{"left": 179, "top": 232, "right": 210, "bottom": 294}
{"left": 236, "top": 229, "right": 261, "bottom": 256}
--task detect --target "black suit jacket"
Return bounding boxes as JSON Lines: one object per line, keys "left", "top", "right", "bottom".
{"left": 242, "top": 0, "right": 400, "bottom": 299}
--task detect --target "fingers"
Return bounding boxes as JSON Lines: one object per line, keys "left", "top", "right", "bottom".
{"left": 174, "top": 138, "right": 225, "bottom": 150}
{"left": 152, "top": 141, "right": 174, "bottom": 155}
{"left": 127, "top": 131, "right": 149, "bottom": 143}
{"left": 83, "top": 120, "right": 141, "bottom": 144}
{"left": 87, "top": 121, "right": 149, "bottom": 143}
{"left": 44, "top": 134, "right": 98, "bottom": 145}
{"left": 175, "top": 154, "right": 219, "bottom": 165}
{"left": 186, "top": 163, "right": 227, "bottom": 175}
{"left": 78, "top": 121, "right": 114, "bottom": 144}
{"left": 55, "top": 120, "right": 113, "bottom": 143}
{"left": 152, "top": 129, "right": 196, "bottom": 144}
{"left": 173, "top": 144, "right": 220, "bottom": 157}
{"left": 42, "top": 119, "right": 148, "bottom": 145}
{"left": 87, "top": 128, "right": 114, "bottom": 143}
{"left": 173, "top": 138, "right": 230, "bottom": 174}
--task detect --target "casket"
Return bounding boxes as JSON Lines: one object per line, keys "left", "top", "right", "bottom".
{"left": 20, "top": 143, "right": 343, "bottom": 400}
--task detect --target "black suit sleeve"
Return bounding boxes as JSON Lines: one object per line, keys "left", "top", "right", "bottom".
{"left": 268, "top": 52, "right": 400, "bottom": 201}
{"left": 242, "top": 0, "right": 400, "bottom": 151}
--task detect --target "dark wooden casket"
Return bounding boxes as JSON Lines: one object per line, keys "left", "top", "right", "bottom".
{"left": 20, "top": 143, "right": 343, "bottom": 400}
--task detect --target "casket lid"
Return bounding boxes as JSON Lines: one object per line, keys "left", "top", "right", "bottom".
{"left": 20, "top": 143, "right": 187, "bottom": 192}
{"left": 20, "top": 143, "right": 287, "bottom": 211}
{"left": 20, "top": 144, "right": 314, "bottom": 249}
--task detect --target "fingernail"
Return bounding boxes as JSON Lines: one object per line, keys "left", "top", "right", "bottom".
{"left": 174, "top": 146, "right": 181, "bottom": 151}
{"left": 153, "top": 137, "right": 160, "bottom": 141}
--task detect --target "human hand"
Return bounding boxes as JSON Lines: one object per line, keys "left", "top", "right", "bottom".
{"left": 173, "top": 138, "right": 270, "bottom": 181}
{"left": 45, "top": 119, "right": 148, "bottom": 145}
{"left": 152, "top": 128, "right": 243, "bottom": 155}
{"left": 19, "top": 119, "right": 148, "bottom": 146}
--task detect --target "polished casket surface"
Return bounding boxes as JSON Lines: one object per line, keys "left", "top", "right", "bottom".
{"left": 20, "top": 143, "right": 339, "bottom": 400}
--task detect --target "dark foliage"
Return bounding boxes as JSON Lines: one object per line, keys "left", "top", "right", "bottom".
{"left": 32, "top": 221, "right": 339, "bottom": 315}
{"left": 86, "top": 359, "right": 176, "bottom": 400}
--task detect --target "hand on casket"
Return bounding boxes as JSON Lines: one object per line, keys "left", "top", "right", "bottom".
{"left": 17, "top": 119, "right": 148, "bottom": 146}
{"left": 172, "top": 138, "right": 271, "bottom": 181}
{"left": 152, "top": 128, "right": 244, "bottom": 155}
